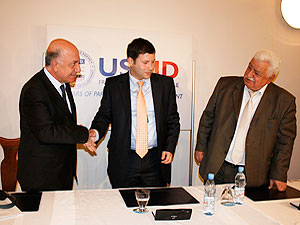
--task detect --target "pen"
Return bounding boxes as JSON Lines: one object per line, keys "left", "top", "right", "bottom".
{"left": 290, "top": 202, "right": 300, "bottom": 210}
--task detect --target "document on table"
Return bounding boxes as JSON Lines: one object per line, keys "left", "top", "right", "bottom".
{"left": 0, "top": 199, "right": 21, "bottom": 221}
{"left": 290, "top": 201, "right": 300, "bottom": 210}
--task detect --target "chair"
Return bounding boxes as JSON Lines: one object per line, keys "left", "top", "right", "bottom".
{"left": 0, "top": 137, "right": 19, "bottom": 192}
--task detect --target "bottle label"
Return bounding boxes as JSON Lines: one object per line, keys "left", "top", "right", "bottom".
{"left": 235, "top": 188, "right": 244, "bottom": 197}
{"left": 204, "top": 196, "right": 215, "bottom": 205}
{"left": 234, "top": 187, "right": 245, "bottom": 204}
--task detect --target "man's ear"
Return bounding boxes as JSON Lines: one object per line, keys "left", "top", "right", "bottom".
{"left": 127, "top": 57, "right": 134, "bottom": 67}
{"left": 267, "top": 74, "right": 275, "bottom": 84}
{"left": 52, "top": 59, "right": 59, "bottom": 72}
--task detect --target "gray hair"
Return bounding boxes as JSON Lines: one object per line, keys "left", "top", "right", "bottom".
{"left": 254, "top": 49, "right": 281, "bottom": 77}
{"left": 45, "top": 49, "right": 61, "bottom": 66}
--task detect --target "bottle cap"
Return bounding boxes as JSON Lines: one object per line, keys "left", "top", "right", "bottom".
{"left": 238, "top": 166, "right": 244, "bottom": 173}
{"left": 208, "top": 173, "right": 214, "bottom": 180}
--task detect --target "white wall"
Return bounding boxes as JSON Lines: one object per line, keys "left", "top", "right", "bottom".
{"left": 1, "top": 0, "right": 299, "bottom": 188}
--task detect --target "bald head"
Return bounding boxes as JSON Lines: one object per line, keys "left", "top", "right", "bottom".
{"left": 45, "top": 39, "right": 78, "bottom": 66}
{"left": 45, "top": 39, "right": 81, "bottom": 83}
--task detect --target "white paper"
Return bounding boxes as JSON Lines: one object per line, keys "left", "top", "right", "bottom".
{"left": 0, "top": 199, "right": 21, "bottom": 221}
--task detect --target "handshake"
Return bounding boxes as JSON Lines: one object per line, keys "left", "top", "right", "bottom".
{"left": 83, "top": 130, "right": 97, "bottom": 152}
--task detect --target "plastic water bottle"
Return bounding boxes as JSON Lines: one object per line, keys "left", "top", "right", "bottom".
{"left": 203, "top": 173, "right": 216, "bottom": 215}
{"left": 234, "top": 166, "right": 246, "bottom": 205}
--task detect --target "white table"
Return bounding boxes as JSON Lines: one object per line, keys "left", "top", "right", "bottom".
{"left": 1, "top": 182, "right": 299, "bottom": 225}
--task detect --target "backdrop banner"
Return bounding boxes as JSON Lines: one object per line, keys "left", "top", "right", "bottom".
{"left": 47, "top": 25, "right": 192, "bottom": 189}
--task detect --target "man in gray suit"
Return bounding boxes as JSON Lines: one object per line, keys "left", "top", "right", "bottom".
{"left": 195, "top": 49, "right": 296, "bottom": 191}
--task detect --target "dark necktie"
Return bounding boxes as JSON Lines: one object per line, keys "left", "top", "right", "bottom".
{"left": 60, "top": 84, "right": 67, "bottom": 103}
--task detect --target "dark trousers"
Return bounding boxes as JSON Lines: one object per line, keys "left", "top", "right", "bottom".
{"left": 125, "top": 148, "right": 166, "bottom": 188}
{"left": 214, "top": 161, "right": 244, "bottom": 184}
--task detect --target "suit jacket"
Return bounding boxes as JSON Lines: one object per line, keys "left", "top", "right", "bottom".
{"left": 91, "top": 72, "right": 180, "bottom": 188}
{"left": 18, "top": 69, "right": 89, "bottom": 191}
{"left": 195, "top": 76, "right": 296, "bottom": 187}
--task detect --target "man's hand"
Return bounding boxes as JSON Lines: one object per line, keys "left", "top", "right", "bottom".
{"left": 83, "top": 130, "right": 97, "bottom": 152}
{"left": 161, "top": 151, "right": 173, "bottom": 164}
{"left": 195, "top": 151, "right": 205, "bottom": 164}
{"left": 268, "top": 179, "right": 287, "bottom": 192}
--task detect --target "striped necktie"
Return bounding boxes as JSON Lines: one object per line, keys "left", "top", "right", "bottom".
{"left": 60, "top": 84, "right": 67, "bottom": 103}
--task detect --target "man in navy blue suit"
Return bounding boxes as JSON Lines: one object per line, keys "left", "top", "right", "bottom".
{"left": 89, "top": 38, "right": 180, "bottom": 188}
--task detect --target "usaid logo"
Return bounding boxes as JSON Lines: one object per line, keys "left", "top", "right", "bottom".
{"left": 99, "top": 58, "right": 179, "bottom": 78}
{"left": 73, "top": 50, "right": 95, "bottom": 89}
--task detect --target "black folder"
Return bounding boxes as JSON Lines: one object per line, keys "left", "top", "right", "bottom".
{"left": 119, "top": 187, "right": 199, "bottom": 208}
{"left": 152, "top": 209, "right": 192, "bottom": 220}
{"left": 245, "top": 185, "right": 300, "bottom": 201}
{"left": 10, "top": 192, "right": 42, "bottom": 212}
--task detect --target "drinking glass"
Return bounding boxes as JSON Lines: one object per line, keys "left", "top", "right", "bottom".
{"left": 133, "top": 189, "right": 150, "bottom": 213}
{"left": 220, "top": 185, "right": 235, "bottom": 206}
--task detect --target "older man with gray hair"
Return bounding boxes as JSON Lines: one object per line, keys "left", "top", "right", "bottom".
{"left": 195, "top": 49, "right": 296, "bottom": 191}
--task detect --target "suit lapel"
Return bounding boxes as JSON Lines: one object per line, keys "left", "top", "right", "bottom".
{"left": 118, "top": 73, "right": 131, "bottom": 126}
{"left": 250, "top": 83, "right": 273, "bottom": 125}
{"left": 151, "top": 74, "right": 162, "bottom": 134}
{"left": 232, "top": 79, "right": 244, "bottom": 121}
{"left": 39, "top": 70, "right": 74, "bottom": 120}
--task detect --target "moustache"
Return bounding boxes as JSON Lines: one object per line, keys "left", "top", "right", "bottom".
{"left": 245, "top": 76, "right": 255, "bottom": 82}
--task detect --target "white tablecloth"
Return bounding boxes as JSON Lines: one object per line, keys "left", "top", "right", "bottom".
{"left": 1, "top": 183, "right": 300, "bottom": 225}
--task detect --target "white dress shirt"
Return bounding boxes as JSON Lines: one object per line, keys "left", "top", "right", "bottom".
{"left": 44, "top": 67, "right": 72, "bottom": 113}
{"left": 225, "top": 84, "right": 268, "bottom": 165}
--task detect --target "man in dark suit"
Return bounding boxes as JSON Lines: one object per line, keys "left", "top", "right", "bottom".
{"left": 89, "top": 38, "right": 180, "bottom": 188}
{"left": 195, "top": 49, "right": 296, "bottom": 191}
{"left": 18, "top": 39, "right": 95, "bottom": 191}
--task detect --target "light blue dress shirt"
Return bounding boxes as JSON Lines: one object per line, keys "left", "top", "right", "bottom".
{"left": 129, "top": 73, "right": 157, "bottom": 150}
